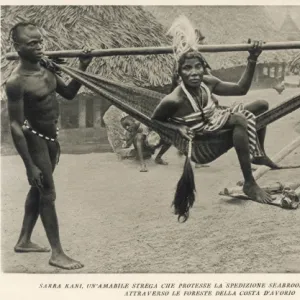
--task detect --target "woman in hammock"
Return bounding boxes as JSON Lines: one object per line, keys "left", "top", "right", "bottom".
{"left": 151, "top": 16, "right": 279, "bottom": 205}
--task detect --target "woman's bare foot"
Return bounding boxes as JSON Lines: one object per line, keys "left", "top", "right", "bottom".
{"left": 252, "top": 156, "right": 280, "bottom": 169}
{"left": 14, "top": 241, "right": 50, "bottom": 253}
{"left": 243, "top": 180, "right": 274, "bottom": 204}
{"left": 195, "top": 163, "right": 209, "bottom": 168}
{"left": 49, "top": 252, "right": 84, "bottom": 270}
{"left": 140, "top": 165, "right": 148, "bottom": 172}
{"left": 155, "top": 157, "right": 168, "bottom": 165}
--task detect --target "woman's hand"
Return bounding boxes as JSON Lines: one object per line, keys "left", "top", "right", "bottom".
{"left": 178, "top": 125, "right": 194, "bottom": 140}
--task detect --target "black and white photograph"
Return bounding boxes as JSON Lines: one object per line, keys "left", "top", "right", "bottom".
{"left": 1, "top": 2, "right": 300, "bottom": 299}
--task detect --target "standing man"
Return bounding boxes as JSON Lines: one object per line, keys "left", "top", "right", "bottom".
{"left": 5, "top": 22, "right": 92, "bottom": 270}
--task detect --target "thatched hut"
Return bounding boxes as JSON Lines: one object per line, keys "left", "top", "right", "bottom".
{"left": 280, "top": 11, "right": 300, "bottom": 41}
{"left": 144, "top": 5, "right": 298, "bottom": 87}
{"left": 1, "top": 5, "right": 175, "bottom": 153}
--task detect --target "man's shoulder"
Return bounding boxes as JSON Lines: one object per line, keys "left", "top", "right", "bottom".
{"left": 5, "top": 70, "right": 23, "bottom": 92}
{"left": 40, "top": 58, "right": 61, "bottom": 77}
{"left": 43, "top": 66, "right": 58, "bottom": 79}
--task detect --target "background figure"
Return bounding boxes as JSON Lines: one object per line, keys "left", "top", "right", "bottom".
{"left": 121, "top": 115, "right": 170, "bottom": 172}
{"left": 273, "top": 76, "right": 286, "bottom": 94}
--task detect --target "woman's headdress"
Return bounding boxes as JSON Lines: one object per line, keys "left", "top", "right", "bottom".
{"left": 167, "top": 15, "right": 200, "bottom": 62}
{"left": 167, "top": 15, "right": 211, "bottom": 72}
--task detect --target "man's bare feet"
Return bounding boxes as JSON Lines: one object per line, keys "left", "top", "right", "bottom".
{"left": 155, "top": 157, "right": 168, "bottom": 165}
{"left": 243, "top": 180, "right": 274, "bottom": 204}
{"left": 49, "top": 252, "right": 84, "bottom": 270}
{"left": 14, "top": 242, "right": 50, "bottom": 253}
{"left": 252, "top": 156, "right": 280, "bottom": 169}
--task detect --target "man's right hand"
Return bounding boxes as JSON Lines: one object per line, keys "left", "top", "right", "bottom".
{"left": 27, "top": 165, "right": 44, "bottom": 190}
{"left": 178, "top": 125, "right": 194, "bottom": 141}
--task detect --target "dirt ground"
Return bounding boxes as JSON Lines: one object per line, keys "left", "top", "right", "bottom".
{"left": 1, "top": 88, "right": 300, "bottom": 274}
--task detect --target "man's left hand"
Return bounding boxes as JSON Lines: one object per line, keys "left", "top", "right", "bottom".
{"left": 247, "top": 39, "right": 264, "bottom": 59}
{"left": 79, "top": 48, "right": 93, "bottom": 69}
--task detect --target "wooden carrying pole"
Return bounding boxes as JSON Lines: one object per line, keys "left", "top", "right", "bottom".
{"left": 5, "top": 41, "right": 300, "bottom": 60}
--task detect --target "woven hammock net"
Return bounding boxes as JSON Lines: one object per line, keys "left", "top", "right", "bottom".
{"left": 56, "top": 63, "right": 300, "bottom": 164}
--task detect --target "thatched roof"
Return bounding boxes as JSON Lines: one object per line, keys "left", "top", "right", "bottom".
{"left": 280, "top": 11, "right": 300, "bottom": 41}
{"left": 266, "top": 6, "right": 300, "bottom": 31}
{"left": 144, "top": 6, "right": 299, "bottom": 70}
{"left": 1, "top": 5, "right": 174, "bottom": 94}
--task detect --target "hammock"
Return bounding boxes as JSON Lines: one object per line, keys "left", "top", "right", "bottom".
{"left": 55, "top": 63, "right": 300, "bottom": 221}
{"left": 56, "top": 63, "right": 300, "bottom": 164}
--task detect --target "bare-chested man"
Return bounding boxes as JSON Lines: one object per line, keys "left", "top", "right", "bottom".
{"left": 5, "top": 22, "right": 92, "bottom": 270}
{"left": 151, "top": 40, "right": 280, "bottom": 205}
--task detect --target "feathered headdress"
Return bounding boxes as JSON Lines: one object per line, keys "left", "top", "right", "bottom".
{"left": 167, "top": 15, "right": 200, "bottom": 62}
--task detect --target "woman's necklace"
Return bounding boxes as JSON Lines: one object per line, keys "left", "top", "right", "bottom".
{"left": 191, "top": 87, "right": 203, "bottom": 110}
